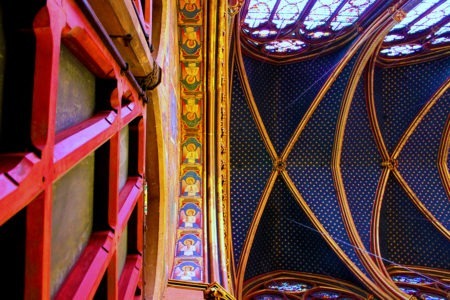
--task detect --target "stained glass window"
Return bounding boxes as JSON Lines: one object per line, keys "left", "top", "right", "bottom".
{"left": 399, "top": 287, "right": 419, "bottom": 295}
{"left": 380, "top": 44, "right": 423, "bottom": 56}
{"left": 381, "top": 0, "right": 450, "bottom": 58}
{"left": 309, "top": 290, "right": 340, "bottom": 299}
{"left": 391, "top": 273, "right": 449, "bottom": 300}
{"left": 241, "top": 0, "right": 450, "bottom": 61}
{"left": 241, "top": 0, "right": 381, "bottom": 59}
{"left": 244, "top": 0, "right": 278, "bottom": 28}
{"left": 421, "top": 294, "right": 446, "bottom": 300}
{"left": 266, "top": 280, "right": 311, "bottom": 292}
{"left": 264, "top": 39, "right": 306, "bottom": 53}
{"left": 392, "top": 274, "right": 434, "bottom": 284}
{"left": 254, "top": 294, "right": 284, "bottom": 300}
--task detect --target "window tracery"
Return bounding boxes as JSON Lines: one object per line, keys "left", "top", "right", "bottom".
{"left": 240, "top": 0, "right": 379, "bottom": 61}
{"left": 240, "top": 0, "right": 450, "bottom": 62}
{"left": 381, "top": 0, "right": 450, "bottom": 58}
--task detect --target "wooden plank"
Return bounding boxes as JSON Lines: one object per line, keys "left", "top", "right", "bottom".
{"left": 62, "top": 26, "right": 115, "bottom": 78}
{"left": 0, "top": 154, "right": 43, "bottom": 225}
{"left": 53, "top": 112, "right": 117, "bottom": 179}
{"left": 118, "top": 255, "right": 142, "bottom": 300}
{"left": 121, "top": 103, "right": 144, "bottom": 128}
{"left": 87, "top": 0, "right": 154, "bottom": 77}
{"left": 108, "top": 132, "right": 120, "bottom": 229}
{"left": 54, "top": 231, "right": 115, "bottom": 299}
{"left": 24, "top": 192, "right": 52, "bottom": 299}
{"left": 118, "top": 177, "right": 142, "bottom": 234}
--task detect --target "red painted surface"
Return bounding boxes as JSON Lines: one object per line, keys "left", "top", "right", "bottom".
{"left": 0, "top": 0, "right": 147, "bottom": 297}
{"left": 165, "top": 286, "right": 205, "bottom": 300}
{"left": 54, "top": 232, "right": 114, "bottom": 299}
{"left": 25, "top": 192, "right": 52, "bottom": 299}
{"left": 119, "top": 255, "right": 143, "bottom": 299}
{"left": 118, "top": 177, "right": 143, "bottom": 233}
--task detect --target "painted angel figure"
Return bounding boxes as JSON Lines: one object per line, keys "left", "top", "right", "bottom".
{"left": 177, "top": 238, "right": 200, "bottom": 256}
{"left": 180, "top": 208, "right": 200, "bottom": 228}
{"left": 184, "top": 141, "right": 199, "bottom": 164}
{"left": 174, "top": 264, "right": 201, "bottom": 281}
{"left": 182, "top": 176, "right": 199, "bottom": 197}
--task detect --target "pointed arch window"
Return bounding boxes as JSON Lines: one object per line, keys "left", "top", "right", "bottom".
{"left": 240, "top": 0, "right": 382, "bottom": 62}
{"left": 380, "top": 0, "right": 450, "bottom": 60}
{"left": 240, "top": 0, "right": 450, "bottom": 63}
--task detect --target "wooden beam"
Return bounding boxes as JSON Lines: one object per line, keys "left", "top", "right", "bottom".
{"left": 87, "top": 0, "right": 154, "bottom": 77}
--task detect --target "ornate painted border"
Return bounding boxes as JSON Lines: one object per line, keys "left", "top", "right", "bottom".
{"left": 172, "top": 0, "right": 239, "bottom": 292}
{"left": 171, "top": 0, "right": 206, "bottom": 283}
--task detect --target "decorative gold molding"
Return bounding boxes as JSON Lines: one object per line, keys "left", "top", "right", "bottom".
{"left": 272, "top": 158, "right": 286, "bottom": 172}
{"left": 168, "top": 279, "right": 209, "bottom": 290}
{"left": 174, "top": 0, "right": 206, "bottom": 284}
{"left": 227, "top": 0, "right": 245, "bottom": 17}
{"left": 365, "top": 52, "right": 390, "bottom": 161}
{"left": 281, "top": 172, "right": 394, "bottom": 300}
{"left": 438, "top": 115, "right": 450, "bottom": 201}
{"left": 235, "top": 171, "right": 278, "bottom": 298}
{"left": 331, "top": 9, "right": 409, "bottom": 298}
{"left": 204, "top": 282, "right": 236, "bottom": 300}
{"left": 392, "top": 79, "right": 450, "bottom": 159}
{"left": 167, "top": 280, "right": 236, "bottom": 299}
{"left": 234, "top": 30, "right": 278, "bottom": 161}
{"left": 381, "top": 158, "right": 398, "bottom": 170}
{"left": 392, "top": 9, "right": 407, "bottom": 23}
{"left": 242, "top": 270, "right": 371, "bottom": 298}
{"left": 207, "top": 0, "right": 235, "bottom": 293}
{"left": 393, "top": 170, "right": 450, "bottom": 240}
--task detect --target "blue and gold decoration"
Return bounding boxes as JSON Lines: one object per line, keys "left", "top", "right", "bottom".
{"left": 181, "top": 94, "right": 202, "bottom": 129}
{"left": 179, "top": 0, "right": 202, "bottom": 22}
{"left": 180, "top": 26, "right": 201, "bottom": 57}
{"left": 181, "top": 62, "right": 201, "bottom": 92}
{"left": 173, "top": 0, "right": 205, "bottom": 283}
{"left": 182, "top": 136, "right": 202, "bottom": 165}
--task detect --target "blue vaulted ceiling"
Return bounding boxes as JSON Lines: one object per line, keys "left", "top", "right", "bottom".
{"left": 242, "top": 48, "right": 348, "bottom": 154}
{"left": 245, "top": 177, "right": 362, "bottom": 285}
{"left": 341, "top": 77, "right": 381, "bottom": 252}
{"left": 230, "top": 0, "right": 450, "bottom": 297}
{"left": 230, "top": 66, "right": 273, "bottom": 267}
{"left": 380, "top": 176, "right": 450, "bottom": 269}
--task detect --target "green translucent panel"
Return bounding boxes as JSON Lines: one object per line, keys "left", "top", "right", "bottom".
{"left": 118, "top": 225, "right": 128, "bottom": 278}
{"left": 119, "top": 125, "right": 129, "bottom": 191}
{"left": 56, "top": 45, "right": 95, "bottom": 132}
{"left": 51, "top": 153, "right": 95, "bottom": 297}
